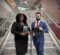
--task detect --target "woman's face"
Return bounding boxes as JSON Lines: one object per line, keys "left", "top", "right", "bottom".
{"left": 19, "top": 15, "right": 24, "bottom": 22}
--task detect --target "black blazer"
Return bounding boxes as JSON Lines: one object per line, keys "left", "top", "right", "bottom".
{"left": 11, "top": 22, "right": 29, "bottom": 40}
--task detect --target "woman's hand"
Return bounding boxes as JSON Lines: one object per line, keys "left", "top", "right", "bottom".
{"left": 26, "top": 32, "right": 30, "bottom": 35}
{"left": 20, "top": 32, "right": 27, "bottom": 36}
{"left": 20, "top": 32, "right": 30, "bottom": 36}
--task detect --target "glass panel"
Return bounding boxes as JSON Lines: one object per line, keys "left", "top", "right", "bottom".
{"left": 43, "top": 12, "right": 60, "bottom": 39}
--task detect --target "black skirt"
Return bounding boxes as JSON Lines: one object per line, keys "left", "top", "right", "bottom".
{"left": 14, "top": 37, "right": 28, "bottom": 55}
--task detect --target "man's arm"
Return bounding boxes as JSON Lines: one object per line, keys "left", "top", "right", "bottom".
{"left": 31, "top": 22, "right": 36, "bottom": 36}
{"left": 43, "top": 22, "right": 48, "bottom": 33}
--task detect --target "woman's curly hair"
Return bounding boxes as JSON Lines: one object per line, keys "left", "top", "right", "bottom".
{"left": 16, "top": 13, "right": 27, "bottom": 23}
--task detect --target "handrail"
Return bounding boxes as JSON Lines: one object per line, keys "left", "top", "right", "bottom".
{"left": 0, "top": 20, "right": 14, "bottom": 54}
{"left": 0, "top": 18, "right": 11, "bottom": 28}
{"left": 43, "top": 18, "right": 60, "bottom": 51}
{"left": 1, "top": 19, "right": 8, "bottom": 28}
{"left": 44, "top": 11, "right": 60, "bottom": 28}
{"left": 0, "top": 20, "right": 14, "bottom": 50}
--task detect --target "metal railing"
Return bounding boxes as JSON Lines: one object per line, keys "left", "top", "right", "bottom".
{"left": 0, "top": 18, "right": 13, "bottom": 37}
{"left": 42, "top": 10, "right": 60, "bottom": 41}
{"left": 42, "top": 11, "right": 60, "bottom": 51}
{"left": 45, "top": 19, "right": 60, "bottom": 51}
{"left": 0, "top": 19, "right": 15, "bottom": 54}
{"left": 44, "top": 12, "right": 60, "bottom": 28}
{"left": 0, "top": 17, "right": 15, "bottom": 46}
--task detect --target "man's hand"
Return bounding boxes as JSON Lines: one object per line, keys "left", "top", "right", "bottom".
{"left": 31, "top": 32, "right": 35, "bottom": 36}
{"left": 39, "top": 27, "right": 43, "bottom": 31}
{"left": 33, "top": 33, "right": 35, "bottom": 36}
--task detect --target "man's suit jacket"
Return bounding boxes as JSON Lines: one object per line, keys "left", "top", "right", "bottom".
{"left": 31, "top": 20, "right": 48, "bottom": 43}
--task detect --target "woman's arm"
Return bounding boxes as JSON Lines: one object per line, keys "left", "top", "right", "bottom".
{"left": 11, "top": 22, "right": 29, "bottom": 36}
{"left": 11, "top": 22, "right": 20, "bottom": 35}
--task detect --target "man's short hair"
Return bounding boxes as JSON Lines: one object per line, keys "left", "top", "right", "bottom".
{"left": 35, "top": 12, "right": 41, "bottom": 15}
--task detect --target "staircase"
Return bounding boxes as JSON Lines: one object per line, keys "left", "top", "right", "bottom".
{"left": 0, "top": 32, "right": 60, "bottom": 55}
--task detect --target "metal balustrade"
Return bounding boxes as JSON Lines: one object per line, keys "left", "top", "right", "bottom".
{"left": 0, "top": 17, "right": 15, "bottom": 47}
{"left": 42, "top": 10, "right": 60, "bottom": 48}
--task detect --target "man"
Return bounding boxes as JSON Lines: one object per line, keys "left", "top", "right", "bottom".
{"left": 31, "top": 12, "right": 48, "bottom": 55}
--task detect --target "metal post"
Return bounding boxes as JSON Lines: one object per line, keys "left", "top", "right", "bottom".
{"left": 30, "top": 34, "right": 32, "bottom": 55}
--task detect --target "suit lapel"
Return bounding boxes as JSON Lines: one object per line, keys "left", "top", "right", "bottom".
{"left": 33, "top": 20, "right": 43, "bottom": 28}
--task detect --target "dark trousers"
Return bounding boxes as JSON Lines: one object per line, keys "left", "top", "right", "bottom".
{"left": 33, "top": 37, "right": 44, "bottom": 55}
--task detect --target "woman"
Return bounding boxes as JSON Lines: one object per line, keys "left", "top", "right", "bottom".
{"left": 11, "top": 13, "right": 30, "bottom": 55}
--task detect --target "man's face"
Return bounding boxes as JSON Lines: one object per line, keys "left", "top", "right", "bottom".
{"left": 36, "top": 14, "right": 41, "bottom": 21}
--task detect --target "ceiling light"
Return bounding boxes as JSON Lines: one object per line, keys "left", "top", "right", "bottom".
{"left": 24, "top": 1, "right": 28, "bottom": 4}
